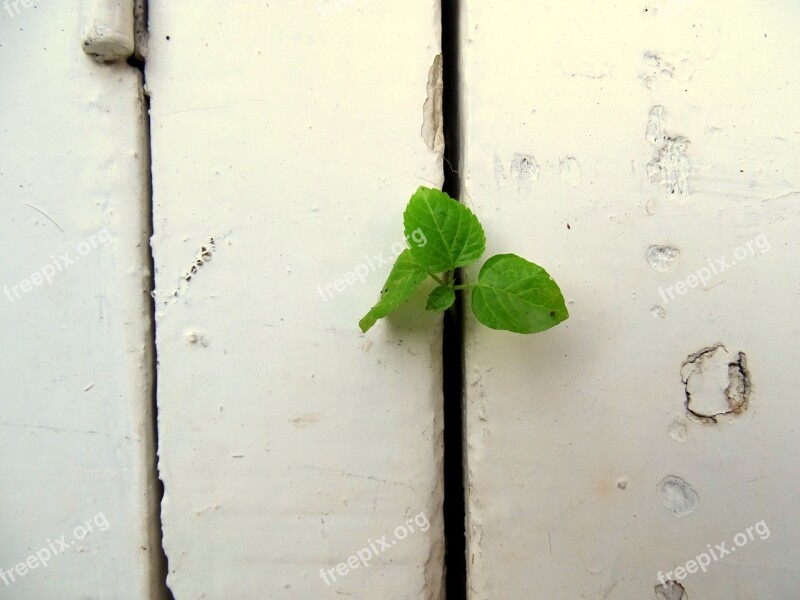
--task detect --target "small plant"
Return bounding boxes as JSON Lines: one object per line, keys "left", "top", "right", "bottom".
{"left": 359, "top": 187, "right": 569, "bottom": 334}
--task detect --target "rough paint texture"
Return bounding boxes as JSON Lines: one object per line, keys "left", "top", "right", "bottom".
{"left": 462, "top": 0, "right": 800, "bottom": 598}
{"left": 646, "top": 105, "right": 691, "bottom": 196}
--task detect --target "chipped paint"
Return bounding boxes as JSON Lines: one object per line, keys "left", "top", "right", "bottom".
{"left": 646, "top": 106, "right": 690, "bottom": 196}
{"left": 681, "top": 344, "right": 751, "bottom": 423}
{"left": 422, "top": 54, "right": 444, "bottom": 154}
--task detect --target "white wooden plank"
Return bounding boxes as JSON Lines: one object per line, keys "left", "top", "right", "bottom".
{"left": 461, "top": 1, "right": 800, "bottom": 598}
{"left": 147, "top": 2, "right": 445, "bottom": 597}
{"left": 0, "top": 5, "right": 159, "bottom": 598}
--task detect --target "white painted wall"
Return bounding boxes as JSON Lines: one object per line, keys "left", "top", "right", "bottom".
{"left": 5, "top": 2, "right": 799, "bottom": 598}
{"left": 461, "top": 0, "right": 800, "bottom": 598}
{"left": 146, "top": 2, "right": 445, "bottom": 598}
{"left": 0, "top": 4, "right": 160, "bottom": 599}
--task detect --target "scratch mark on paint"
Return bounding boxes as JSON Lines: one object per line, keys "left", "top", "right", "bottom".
{"left": 156, "top": 99, "right": 264, "bottom": 118}
{"left": 24, "top": 203, "right": 64, "bottom": 232}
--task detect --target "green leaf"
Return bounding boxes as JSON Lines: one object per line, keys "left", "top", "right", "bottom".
{"left": 358, "top": 250, "right": 429, "bottom": 333}
{"left": 425, "top": 285, "right": 456, "bottom": 311}
{"left": 403, "top": 187, "right": 486, "bottom": 273}
{"left": 471, "top": 254, "right": 569, "bottom": 334}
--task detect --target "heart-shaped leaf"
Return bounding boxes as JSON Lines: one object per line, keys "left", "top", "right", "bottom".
{"left": 403, "top": 187, "right": 485, "bottom": 273}
{"left": 358, "top": 250, "right": 429, "bottom": 333}
{"left": 471, "top": 254, "right": 568, "bottom": 334}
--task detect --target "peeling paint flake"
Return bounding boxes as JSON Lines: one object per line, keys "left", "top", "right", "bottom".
{"left": 421, "top": 54, "right": 444, "bottom": 154}
{"left": 681, "top": 344, "right": 751, "bottom": 423}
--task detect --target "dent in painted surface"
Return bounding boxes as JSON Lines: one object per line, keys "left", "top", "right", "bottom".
{"left": 509, "top": 153, "right": 539, "bottom": 193}
{"left": 651, "top": 305, "right": 667, "bottom": 319}
{"left": 655, "top": 581, "right": 688, "bottom": 599}
{"left": 667, "top": 418, "right": 688, "bottom": 443}
{"left": 558, "top": 156, "right": 581, "bottom": 186}
{"left": 657, "top": 475, "right": 699, "bottom": 518}
{"left": 647, "top": 245, "right": 681, "bottom": 271}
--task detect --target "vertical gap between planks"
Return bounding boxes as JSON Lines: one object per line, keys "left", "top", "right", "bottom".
{"left": 127, "top": 1, "right": 174, "bottom": 597}
{"left": 441, "top": 0, "right": 467, "bottom": 597}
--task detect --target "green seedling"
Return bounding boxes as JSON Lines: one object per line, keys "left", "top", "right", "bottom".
{"left": 359, "top": 187, "right": 569, "bottom": 334}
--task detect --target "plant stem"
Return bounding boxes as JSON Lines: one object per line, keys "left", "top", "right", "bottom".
{"left": 452, "top": 283, "right": 475, "bottom": 291}
{"left": 429, "top": 273, "right": 446, "bottom": 286}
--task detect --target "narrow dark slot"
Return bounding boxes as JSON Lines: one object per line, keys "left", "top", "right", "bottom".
{"left": 441, "top": 0, "right": 467, "bottom": 597}
{"left": 128, "top": 5, "right": 175, "bottom": 596}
